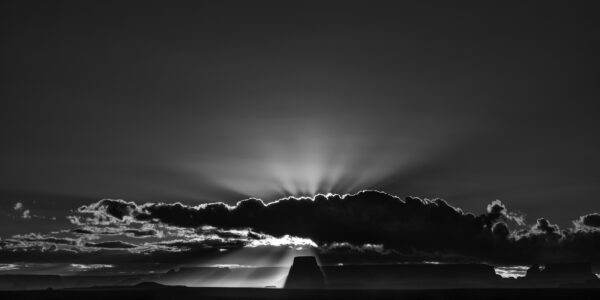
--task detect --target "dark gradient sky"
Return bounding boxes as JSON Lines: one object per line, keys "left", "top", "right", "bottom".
{"left": 1, "top": 0, "right": 600, "bottom": 237}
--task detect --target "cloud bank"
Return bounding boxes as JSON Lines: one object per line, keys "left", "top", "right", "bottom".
{"left": 64, "top": 190, "right": 600, "bottom": 264}
{"left": 1, "top": 191, "right": 599, "bottom": 266}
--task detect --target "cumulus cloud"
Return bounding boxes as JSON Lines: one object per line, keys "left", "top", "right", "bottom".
{"left": 583, "top": 213, "right": 600, "bottom": 227}
{"left": 486, "top": 200, "right": 526, "bottom": 226}
{"left": 533, "top": 218, "right": 561, "bottom": 235}
{"left": 574, "top": 213, "right": 600, "bottom": 230}
{"left": 66, "top": 190, "right": 599, "bottom": 264}
{"left": 2, "top": 191, "right": 599, "bottom": 265}
{"left": 21, "top": 209, "right": 31, "bottom": 219}
{"left": 13, "top": 202, "right": 32, "bottom": 219}
{"left": 73, "top": 192, "right": 504, "bottom": 253}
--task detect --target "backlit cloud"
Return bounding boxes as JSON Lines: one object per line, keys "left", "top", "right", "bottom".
{"left": 574, "top": 213, "right": 600, "bottom": 230}
{"left": 68, "top": 191, "right": 600, "bottom": 264}
{"left": 1, "top": 191, "right": 598, "bottom": 266}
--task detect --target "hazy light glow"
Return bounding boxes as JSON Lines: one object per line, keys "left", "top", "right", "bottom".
{"left": 161, "top": 245, "right": 317, "bottom": 288}
{"left": 0, "top": 264, "right": 19, "bottom": 271}
{"left": 494, "top": 266, "right": 528, "bottom": 278}
{"left": 246, "top": 235, "right": 318, "bottom": 248}
{"left": 162, "top": 248, "right": 308, "bottom": 288}
{"left": 70, "top": 264, "right": 114, "bottom": 271}
{"left": 0, "top": 263, "right": 118, "bottom": 275}
{"left": 209, "top": 264, "right": 254, "bottom": 269}
{"left": 180, "top": 119, "right": 437, "bottom": 201}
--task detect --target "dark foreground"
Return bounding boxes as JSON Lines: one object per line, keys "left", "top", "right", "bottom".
{"left": 1, "top": 286, "right": 600, "bottom": 300}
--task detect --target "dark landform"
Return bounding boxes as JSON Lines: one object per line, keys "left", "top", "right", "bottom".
{"left": 284, "top": 256, "right": 326, "bottom": 288}
{"left": 1, "top": 286, "right": 600, "bottom": 300}
{"left": 1, "top": 257, "right": 599, "bottom": 299}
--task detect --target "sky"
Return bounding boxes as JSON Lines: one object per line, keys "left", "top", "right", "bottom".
{"left": 1, "top": 1, "right": 600, "bottom": 271}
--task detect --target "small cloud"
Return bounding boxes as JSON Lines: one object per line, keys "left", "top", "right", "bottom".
{"left": 494, "top": 266, "right": 528, "bottom": 278}
{"left": 5, "top": 191, "right": 598, "bottom": 266}
{"left": 245, "top": 234, "right": 317, "bottom": 248}
{"left": 486, "top": 199, "right": 526, "bottom": 226}
{"left": 580, "top": 213, "right": 600, "bottom": 228}
{"left": 572, "top": 213, "right": 600, "bottom": 232}
{"left": 13, "top": 202, "right": 33, "bottom": 219}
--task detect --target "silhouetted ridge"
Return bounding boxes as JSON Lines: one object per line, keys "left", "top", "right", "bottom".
{"left": 134, "top": 281, "right": 168, "bottom": 288}
{"left": 284, "top": 256, "right": 325, "bottom": 289}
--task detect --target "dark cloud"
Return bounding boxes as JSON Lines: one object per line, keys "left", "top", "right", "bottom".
{"left": 153, "top": 238, "right": 246, "bottom": 252}
{"left": 72, "top": 190, "right": 600, "bottom": 264}
{"left": 84, "top": 241, "right": 137, "bottom": 249}
{"left": 578, "top": 213, "right": 600, "bottom": 228}
{"left": 486, "top": 200, "right": 525, "bottom": 226}
{"left": 0, "top": 221, "right": 308, "bottom": 265}
{"left": 491, "top": 222, "right": 510, "bottom": 239}
{"left": 76, "top": 192, "right": 503, "bottom": 250}
{"left": 534, "top": 218, "right": 561, "bottom": 236}
{"left": 101, "top": 199, "right": 137, "bottom": 220}
{"left": 71, "top": 228, "right": 94, "bottom": 234}
{"left": 123, "top": 228, "right": 158, "bottom": 237}
{"left": 11, "top": 233, "right": 79, "bottom": 246}
{"left": 2, "top": 191, "right": 597, "bottom": 265}
{"left": 70, "top": 226, "right": 159, "bottom": 238}
{"left": 0, "top": 235, "right": 243, "bottom": 265}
